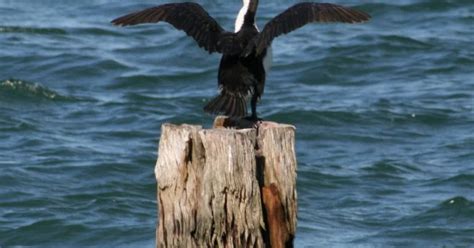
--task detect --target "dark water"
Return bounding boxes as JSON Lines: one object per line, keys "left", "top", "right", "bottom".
{"left": 1, "top": 0, "right": 473, "bottom": 247}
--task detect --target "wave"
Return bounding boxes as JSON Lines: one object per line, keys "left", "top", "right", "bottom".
{"left": 0, "top": 79, "right": 73, "bottom": 102}
{"left": 427, "top": 174, "right": 474, "bottom": 188}
{"left": 0, "top": 25, "right": 67, "bottom": 35}
{"left": 361, "top": 160, "right": 420, "bottom": 178}
{"left": 379, "top": 35, "right": 432, "bottom": 49}
{"left": 68, "top": 27, "right": 124, "bottom": 37}
{"left": 399, "top": 0, "right": 474, "bottom": 12}
{"left": 108, "top": 69, "right": 214, "bottom": 90}
{"left": 352, "top": 196, "right": 474, "bottom": 245}
{"left": 0, "top": 25, "right": 126, "bottom": 38}
{"left": 393, "top": 196, "right": 474, "bottom": 228}
{"left": 357, "top": 1, "right": 473, "bottom": 14}
{"left": 0, "top": 219, "right": 88, "bottom": 246}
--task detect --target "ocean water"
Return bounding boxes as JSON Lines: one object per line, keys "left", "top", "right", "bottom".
{"left": 1, "top": 0, "right": 473, "bottom": 247}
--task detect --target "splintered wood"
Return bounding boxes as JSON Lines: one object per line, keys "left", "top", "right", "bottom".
{"left": 155, "top": 117, "right": 297, "bottom": 247}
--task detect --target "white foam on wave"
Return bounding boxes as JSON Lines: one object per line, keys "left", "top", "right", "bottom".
{"left": 0, "top": 79, "right": 60, "bottom": 100}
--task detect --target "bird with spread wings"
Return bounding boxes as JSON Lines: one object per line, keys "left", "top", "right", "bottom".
{"left": 112, "top": 1, "right": 370, "bottom": 119}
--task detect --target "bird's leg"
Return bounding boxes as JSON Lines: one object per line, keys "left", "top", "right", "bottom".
{"left": 250, "top": 92, "right": 258, "bottom": 120}
{"left": 244, "top": 91, "right": 263, "bottom": 128}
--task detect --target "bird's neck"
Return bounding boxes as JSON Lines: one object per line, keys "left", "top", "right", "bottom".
{"left": 235, "top": 0, "right": 259, "bottom": 32}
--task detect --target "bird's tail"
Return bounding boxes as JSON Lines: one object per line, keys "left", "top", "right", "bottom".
{"left": 204, "top": 91, "right": 247, "bottom": 118}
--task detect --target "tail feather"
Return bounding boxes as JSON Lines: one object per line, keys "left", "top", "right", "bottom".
{"left": 204, "top": 91, "right": 247, "bottom": 118}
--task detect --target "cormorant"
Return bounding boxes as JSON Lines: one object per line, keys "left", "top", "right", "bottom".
{"left": 112, "top": 0, "right": 370, "bottom": 120}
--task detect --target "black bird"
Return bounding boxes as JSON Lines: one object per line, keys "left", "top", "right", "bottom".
{"left": 112, "top": 0, "right": 370, "bottom": 120}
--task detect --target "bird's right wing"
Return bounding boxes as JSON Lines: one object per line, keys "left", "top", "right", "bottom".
{"left": 251, "top": 3, "right": 371, "bottom": 55}
{"left": 112, "top": 3, "right": 235, "bottom": 54}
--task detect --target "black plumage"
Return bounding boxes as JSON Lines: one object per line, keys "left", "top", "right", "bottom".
{"left": 111, "top": 1, "right": 370, "bottom": 119}
{"left": 112, "top": 3, "right": 226, "bottom": 53}
{"left": 249, "top": 3, "right": 371, "bottom": 55}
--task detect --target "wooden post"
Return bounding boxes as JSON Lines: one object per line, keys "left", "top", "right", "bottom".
{"left": 155, "top": 117, "right": 297, "bottom": 247}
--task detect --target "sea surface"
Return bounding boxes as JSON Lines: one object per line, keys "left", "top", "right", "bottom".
{"left": 1, "top": 0, "right": 473, "bottom": 247}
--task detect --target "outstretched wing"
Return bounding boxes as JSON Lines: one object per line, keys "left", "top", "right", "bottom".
{"left": 111, "top": 3, "right": 227, "bottom": 53}
{"left": 252, "top": 3, "right": 371, "bottom": 55}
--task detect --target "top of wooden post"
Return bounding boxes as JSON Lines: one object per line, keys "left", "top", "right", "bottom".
{"left": 213, "top": 115, "right": 295, "bottom": 130}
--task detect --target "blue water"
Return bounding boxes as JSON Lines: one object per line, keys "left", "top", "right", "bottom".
{"left": 1, "top": 0, "right": 473, "bottom": 247}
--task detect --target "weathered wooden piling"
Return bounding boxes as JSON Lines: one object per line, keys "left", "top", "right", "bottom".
{"left": 155, "top": 116, "right": 297, "bottom": 247}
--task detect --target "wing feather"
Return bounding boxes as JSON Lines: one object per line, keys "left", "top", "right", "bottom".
{"left": 254, "top": 3, "right": 371, "bottom": 55}
{"left": 111, "top": 3, "right": 226, "bottom": 53}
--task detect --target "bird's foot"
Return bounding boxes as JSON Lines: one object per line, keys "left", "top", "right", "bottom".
{"left": 243, "top": 115, "right": 263, "bottom": 129}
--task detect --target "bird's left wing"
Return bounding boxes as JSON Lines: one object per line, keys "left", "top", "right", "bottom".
{"left": 112, "top": 3, "right": 232, "bottom": 54}
{"left": 248, "top": 3, "right": 371, "bottom": 56}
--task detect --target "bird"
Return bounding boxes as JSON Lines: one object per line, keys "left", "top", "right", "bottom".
{"left": 111, "top": 0, "right": 370, "bottom": 120}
